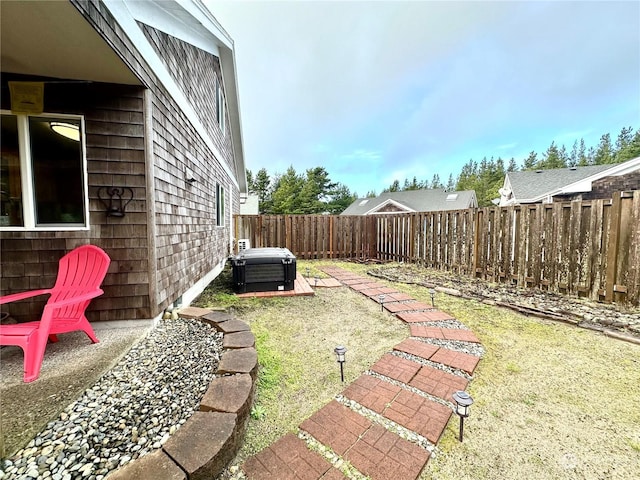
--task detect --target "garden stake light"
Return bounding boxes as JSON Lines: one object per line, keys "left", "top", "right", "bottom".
{"left": 314, "top": 277, "right": 318, "bottom": 288}
{"left": 378, "top": 294, "right": 386, "bottom": 312}
{"left": 452, "top": 390, "right": 474, "bottom": 442}
{"left": 334, "top": 345, "right": 347, "bottom": 382}
{"left": 429, "top": 288, "right": 436, "bottom": 307}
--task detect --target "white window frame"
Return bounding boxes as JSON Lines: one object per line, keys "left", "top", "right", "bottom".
{"left": 216, "top": 77, "right": 225, "bottom": 136}
{"left": 0, "top": 111, "right": 89, "bottom": 231}
{"left": 216, "top": 182, "right": 225, "bottom": 227}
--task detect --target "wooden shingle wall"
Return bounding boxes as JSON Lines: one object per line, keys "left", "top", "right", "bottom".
{"left": 75, "top": 0, "right": 239, "bottom": 315}
{"left": 1, "top": 1, "right": 241, "bottom": 322}
{"left": 139, "top": 24, "right": 236, "bottom": 311}
{"left": 0, "top": 81, "right": 151, "bottom": 323}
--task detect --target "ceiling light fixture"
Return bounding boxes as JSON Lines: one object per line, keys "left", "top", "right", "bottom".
{"left": 50, "top": 122, "right": 80, "bottom": 141}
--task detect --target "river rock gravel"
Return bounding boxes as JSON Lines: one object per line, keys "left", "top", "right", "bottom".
{"left": 0, "top": 317, "right": 223, "bottom": 480}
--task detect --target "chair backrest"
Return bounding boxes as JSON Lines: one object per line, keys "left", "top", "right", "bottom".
{"left": 48, "top": 245, "right": 111, "bottom": 316}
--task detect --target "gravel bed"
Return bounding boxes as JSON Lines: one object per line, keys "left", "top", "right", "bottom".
{"left": 369, "top": 265, "right": 640, "bottom": 335}
{"left": 0, "top": 318, "right": 223, "bottom": 480}
{"left": 409, "top": 320, "right": 469, "bottom": 329}
{"left": 411, "top": 337, "right": 486, "bottom": 356}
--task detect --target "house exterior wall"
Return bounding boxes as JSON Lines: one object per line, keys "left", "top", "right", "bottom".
{"left": 0, "top": 1, "right": 240, "bottom": 322}
{"left": 0, "top": 81, "right": 151, "bottom": 323}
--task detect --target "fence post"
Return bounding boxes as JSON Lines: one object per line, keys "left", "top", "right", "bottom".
{"left": 605, "top": 192, "right": 622, "bottom": 303}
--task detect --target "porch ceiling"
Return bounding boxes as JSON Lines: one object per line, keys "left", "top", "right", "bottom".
{"left": 0, "top": 0, "right": 141, "bottom": 85}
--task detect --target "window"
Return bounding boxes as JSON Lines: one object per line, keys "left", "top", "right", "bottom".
{"left": 216, "top": 183, "right": 225, "bottom": 226}
{"left": 446, "top": 193, "right": 458, "bottom": 201}
{"left": 0, "top": 112, "right": 87, "bottom": 230}
{"left": 216, "top": 77, "right": 225, "bottom": 135}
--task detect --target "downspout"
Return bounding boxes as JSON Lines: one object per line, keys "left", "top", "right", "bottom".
{"left": 143, "top": 89, "right": 159, "bottom": 319}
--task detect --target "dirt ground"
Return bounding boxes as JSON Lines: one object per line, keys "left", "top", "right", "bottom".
{"left": 202, "top": 260, "right": 640, "bottom": 480}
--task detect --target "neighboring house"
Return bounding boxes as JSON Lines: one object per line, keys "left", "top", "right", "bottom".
{"left": 239, "top": 194, "right": 259, "bottom": 215}
{"left": 0, "top": 0, "right": 247, "bottom": 323}
{"left": 341, "top": 189, "right": 478, "bottom": 215}
{"left": 498, "top": 157, "right": 640, "bottom": 206}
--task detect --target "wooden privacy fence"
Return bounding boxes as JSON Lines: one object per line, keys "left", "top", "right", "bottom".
{"left": 234, "top": 191, "right": 640, "bottom": 305}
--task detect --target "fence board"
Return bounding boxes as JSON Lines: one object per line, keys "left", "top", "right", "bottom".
{"left": 234, "top": 192, "right": 639, "bottom": 306}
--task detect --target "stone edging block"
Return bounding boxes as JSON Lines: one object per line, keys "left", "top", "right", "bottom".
{"left": 109, "top": 314, "right": 257, "bottom": 479}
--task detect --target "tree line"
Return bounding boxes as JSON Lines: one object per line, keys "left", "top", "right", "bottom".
{"left": 246, "top": 126, "right": 640, "bottom": 212}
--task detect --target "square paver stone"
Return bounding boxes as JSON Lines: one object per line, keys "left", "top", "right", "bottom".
{"left": 382, "top": 390, "right": 452, "bottom": 444}
{"left": 370, "top": 354, "right": 421, "bottom": 384}
{"left": 342, "top": 375, "right": 401, "bottom": 414}
{"left": 409, "top": 365, "right": 468, "bottom": 401}
{"left": 384, "top": 302, "right": 433, "bottom": 313}
{"left": 344, "top": 424, "right": 430, "bottom": 480}
{"left": 242, "top": 434, "right": 334, "bottom": 480}
{"left": 300, "top": 400, "right": 371, "bottom": 456}
{"left": 430, "top": 348, "right": 481, "bottom": 374}
{"left": 393, "top": 338, "right": 440, "bottom": 360}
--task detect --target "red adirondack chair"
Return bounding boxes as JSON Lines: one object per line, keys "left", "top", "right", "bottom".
{"left": 0, "top": 245, "right": 110, "bottom": 382}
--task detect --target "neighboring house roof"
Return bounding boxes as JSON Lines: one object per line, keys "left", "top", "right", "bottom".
{"left": 341, "top": 189, "right": 478, "bottom": 215}
{"left": 499, "top": 157, "right": 640, "bottom": 205}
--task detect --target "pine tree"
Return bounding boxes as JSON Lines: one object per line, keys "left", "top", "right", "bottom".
{"left": 523, "top": 151, "right": 538, "bottom": 170}
{"left": 615, "top": 128, "right": 640, "bottom": 162}
{"left": 446, "top": 173, "right": 455, "bottom": 190}
{"left": 593, "top": 133, "right": 614, "bottom": 164}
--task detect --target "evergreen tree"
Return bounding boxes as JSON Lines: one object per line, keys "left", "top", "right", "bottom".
{"left": 246, "top": 169, "right": 254, "bottom": 193}
{"left": 593, "top": 133, "right": 614, "bottom": 164}
{"left": 569, "top": 141, "right": 579, "bottom": 167}
{"left": 253, "top": 168, "right": 272, "bottom": 213}
{"left": 384, "top": 180, "right": 401, "bottom": 192}
{"left": 446, "top": 173, "right": 455, "bottom": 190}
{"left": 507, "top": 157, "right": 518, "bottom": 172}
{"left": 577, "top": 139, "right": 589, "bottom": 166}
{"left": 523, "top": 151, "right": 538, "bottom": 170}
{"left": 326, "top": 183, "right": 356, "bottom": 214}
{"left": 540, "top": 142, "right": 566, "bottom": 169}
{"left": 431, "top": 174, "right": 443, "bottom": 189}
{"left": 271, "top": 166, "right": 304, "bottom": 214}
{"left": 615, "top": 128, "right": 640, "bottom": 162}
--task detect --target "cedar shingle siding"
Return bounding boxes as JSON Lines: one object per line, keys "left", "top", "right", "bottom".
{"left": 0, "top": 1, "right": 239, "bottom": 322}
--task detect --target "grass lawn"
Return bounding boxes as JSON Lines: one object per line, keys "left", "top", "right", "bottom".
{"left": 194, "top": 261, "right": 640, "bottom": 480}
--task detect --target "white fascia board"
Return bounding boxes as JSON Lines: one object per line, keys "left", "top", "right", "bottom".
{"left": 103, "top": 0, "right": 239, "bottom": 190}
{"left": 366, "top": 199, "right": 414, "bottom": 215}
{"left": 219, "top": 46, "right": 247, "bottom": 194}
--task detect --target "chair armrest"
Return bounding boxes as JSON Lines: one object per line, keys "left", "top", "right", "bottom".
{"left": 44, "top": 289, "right": 105, "bottom": 309}
{"left": 0, "top": 289, "right": 52, "bottom": 305}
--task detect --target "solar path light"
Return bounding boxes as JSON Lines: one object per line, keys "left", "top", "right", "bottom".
{"left": 452, "top": 390, "right": 474, "bottom": 442}
{"left": 429, "top": 288, "right": 436, "bottom": 307}
{"left": 334, "top": 345, "right": 347, "bottom": 382}
{"left": 378, "top": 294, "right": 386, "bottom": 312}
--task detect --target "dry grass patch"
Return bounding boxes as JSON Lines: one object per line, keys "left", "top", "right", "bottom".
{"left": 196, "top": 261, "right": 640, "bottom": 479}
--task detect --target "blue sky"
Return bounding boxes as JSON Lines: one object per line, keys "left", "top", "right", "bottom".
{"left": 206, "top": 0, "right": 640, "bottom": 197}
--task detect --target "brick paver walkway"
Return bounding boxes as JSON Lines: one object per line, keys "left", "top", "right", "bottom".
{"left": 242, "top": 267, "right": 484, "bottom": 480}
